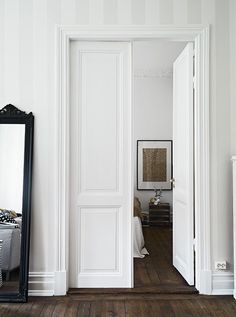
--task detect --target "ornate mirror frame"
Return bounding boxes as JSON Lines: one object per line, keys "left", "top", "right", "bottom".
{"left": 0, "top": 104, "right": 34, "bottom": 302}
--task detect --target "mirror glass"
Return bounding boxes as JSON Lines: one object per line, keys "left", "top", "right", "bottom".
{"left": 0, "top": 124, "right": 25, "bottom": 293}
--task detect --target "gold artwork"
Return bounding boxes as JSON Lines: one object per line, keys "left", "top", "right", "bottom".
{"left": 143, "top": 148, "right": 167, "bottom": 182}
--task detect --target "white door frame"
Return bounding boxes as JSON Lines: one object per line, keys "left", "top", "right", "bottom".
{"left": 55, "top": 25, "right": 211, "bottom": 295}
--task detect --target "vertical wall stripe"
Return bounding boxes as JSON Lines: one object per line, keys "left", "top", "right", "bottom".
{"left": 61, "top": 0, "right": 76, "bottom": 24}
{"left": 4, "top": 0, "right": 20, "bottom": 103}
{"left": 117, "top": 0, "right": 132, "bottom": 24}
{"left": 229, "top": 0, "right": 236, "bottom": 154}
{"left": 0, "top": 0, "right": 5, "bottom": 105}
{"left": 173, "top": 0, "right": 187, "bottom": 24}
{"left": 103, "top": 0, "right": 118, "bottom": 24}
{"left": 159, "top": 0, "right": 173, "bottom": 24}
{"left": 89, "top": 0, "right": 104, "bottom": 24}
{"left": 46, "top": 0, "right": 61, "bottom": 271}
{"left": 131, "top": 0, "right": 145, "bottom": 25}
{"left": 214, "top": 0, "right": 231, "bottom": 262}
{"left": 31, "top": 0, "right": 49, "bottom": 271}
{"left": 201, "top": 0, "right": 214, "bottom": 24}
{"left": 201, "top": 1, "right": 217, "bottom": 256}
{"left": 145, "top": 0, "right": 160, "bottom": 25}
{"left": 19, "top": 0, "right": 33, "bottom": 106}
{"left": 187, "top": 0, "right": 201, "bottom": 24}
{"left": 76, "top": 0, "right": 89, "bottom": 24}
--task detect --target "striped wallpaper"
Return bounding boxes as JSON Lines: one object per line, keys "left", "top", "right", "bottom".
{"left": 0, "top": 0, "right": 233, "bottom": 274}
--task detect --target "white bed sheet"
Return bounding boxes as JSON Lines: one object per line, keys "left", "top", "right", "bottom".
{"left": 133, "top": 216, "right": 149, "bottom": 258}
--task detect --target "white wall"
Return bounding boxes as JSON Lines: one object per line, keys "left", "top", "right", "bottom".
{"left": 0, "top": 124, "right": 25, "bottom": 213}
{"left": 229, "top": 0, "right": 236, "bottom": 156}
{"left": 0, "top": 0, "right": 233, "bottom": 294}
{"left": 133, "top": 41, "right": 186, "bottom": 211}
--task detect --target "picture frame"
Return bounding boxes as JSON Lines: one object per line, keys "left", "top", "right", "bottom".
{"left": 137, "top": 140, "right": 172, "bottom": 190}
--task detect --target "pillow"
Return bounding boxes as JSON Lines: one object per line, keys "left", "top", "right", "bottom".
{"left": 0, "top": 209, "right": 17, "bottom": 223}
{"left": 0, "top": 208, "right": 18, "bottom": 217}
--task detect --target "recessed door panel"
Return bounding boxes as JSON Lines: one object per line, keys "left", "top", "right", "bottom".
{"left": 69, "top": 41, "right": 132, "bottom": 288}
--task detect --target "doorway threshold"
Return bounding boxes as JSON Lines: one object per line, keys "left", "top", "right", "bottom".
{"left": 68, "top": 285, "right": 197, "bottom": 296}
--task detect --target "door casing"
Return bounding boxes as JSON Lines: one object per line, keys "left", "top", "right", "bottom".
{"left": 55, "top": 25, "right": 211, "bottom": 295}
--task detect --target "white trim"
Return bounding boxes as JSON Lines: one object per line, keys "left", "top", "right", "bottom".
{"left": 54, "top": 270, "right": 67, "bottom": 295}
{"left": 194, "top": 26, "right": 211, "bottom": 294}
{"left": 211, "top": 272, "right": 234, "bottom": 295}
{"left": 28, "top": 272, "right": 54, "bottom": 296}
{"left": 232, "top": 157, "right": 236, "bottom": 299}
{"left": 55, "top": 25, "right": 211, "bottom": 295}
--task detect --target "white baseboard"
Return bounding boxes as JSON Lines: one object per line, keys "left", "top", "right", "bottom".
{"left": 54, "top": 270, "right": 67, "bottom": 296}
{"left": 199, "top": 270, "right": 212, "bottom": 294}
{"left": 28, "top": 272, "right": 55, "bottom": 296}
{"left": 211, "top": 272, "right": 234, "bottom": 295}
{"left": 28, "top": 270, "right": 234, "bottom": 297}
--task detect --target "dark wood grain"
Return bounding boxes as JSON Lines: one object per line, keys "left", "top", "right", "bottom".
{"left": 134, "top": 226, "right": 196, "bottom": 292}
{"left": 69, "top": 227, "right": 197, "bottom": 297}
{"left": 1, "top": 227, "right": 235, "bottom": 316}
{"left": 1, "top": 295, "right": 236, "bottom": 317}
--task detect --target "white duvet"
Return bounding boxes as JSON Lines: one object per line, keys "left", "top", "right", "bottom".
{"left": 133, "top": 216, "right": 149, "bottom": 258}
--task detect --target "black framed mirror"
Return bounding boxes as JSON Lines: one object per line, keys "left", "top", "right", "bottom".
{"left": 0, "top": 104, "right": 34, "bottom": 302}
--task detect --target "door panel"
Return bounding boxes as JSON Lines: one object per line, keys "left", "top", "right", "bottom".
{"left": 173, "top": 43, "right": 194, "bottom": 285}
{"left": 69, "top": 41, "right": 132, "bottom": 288}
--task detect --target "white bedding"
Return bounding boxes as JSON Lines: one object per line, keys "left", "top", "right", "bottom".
{"left": 133, "top": 216, "right": 149, "bottom": 258}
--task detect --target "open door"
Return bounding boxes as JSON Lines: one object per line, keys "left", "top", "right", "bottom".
{"left": 69, "top": 41, "right": 132, "bottom": 288}
{"left": 172, "top": 43, "right": 194, "bottom": 285}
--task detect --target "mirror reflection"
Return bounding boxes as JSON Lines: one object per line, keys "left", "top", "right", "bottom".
{"left": 0, "top": 124, "right": 25, "bottom": 293}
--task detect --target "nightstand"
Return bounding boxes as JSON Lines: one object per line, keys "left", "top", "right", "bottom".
{"left": 149, "top": 203, "right": 171, "bottom": 226}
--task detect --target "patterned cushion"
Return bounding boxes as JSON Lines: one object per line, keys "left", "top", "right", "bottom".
{"left": 0, "top": 210, "right": 17, "bottom": 224}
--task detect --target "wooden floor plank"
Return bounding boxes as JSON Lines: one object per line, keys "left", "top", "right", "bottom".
{"left": 159, "top": 301, "right": 176, "bottom": 317}
{"left": 134, "top": 226, "right": 196, "bottom": 293}
{"left": 1, "top": 303, "right": 21, "bottom": 317}
{"left": 51, "top": 302, "right": 67, "bottom": 317}
{"left": 17, "top": 302, "right": 33, "bottom": 317}
{"left": 77, "top": 302, "right": 91, "bottom": 317}
{"left": 0, "top": 296, "right": 236, "bottom": 317}
{"left": 103, "top": 300, "right": 126, "bottom": 317}
{"left": 39, "top": 302, "right": 57, "bottom": 317}
{"left": 65, "top": 301, "right": 79, "bottom": 317}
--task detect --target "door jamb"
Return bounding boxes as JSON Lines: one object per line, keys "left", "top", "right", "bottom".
{"left": 55, "top": 25, "right": 211, "bottom": 295}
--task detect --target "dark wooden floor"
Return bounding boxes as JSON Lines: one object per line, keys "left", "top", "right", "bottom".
{"left": 1, "top": 227, "right": 235, "bottom": 316}
{"left": 134, "top": 226, "right": 196, "bottom": 293}
{"left": 69, "top": 226, "right": 196, "bottom": 296}
{"left": 1, "top": 294, "right": 236, "bottom": 316}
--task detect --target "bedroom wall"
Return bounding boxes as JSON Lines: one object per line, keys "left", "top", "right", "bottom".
{"left": 133, "top": 41, "right": 186, "bottom": 211}
{"left": 0, "top": 0, "right": 233, "bottom": 295}
{"left": 229, "top": 0, "right": 236, "bottom": 156}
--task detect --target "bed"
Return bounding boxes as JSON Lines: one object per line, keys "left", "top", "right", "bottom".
{"left": 133, "top": 197, "right": 149, "bottom": 258}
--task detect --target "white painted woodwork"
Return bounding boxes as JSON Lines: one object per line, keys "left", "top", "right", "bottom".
{"left": 69, "top": 41, "right": 132, "bottom": 288}
{"left": 232, "top": 156, "right": 236, "bottom": 299}
{"left": 57, "top": 26, "right": 209, "bottom": 295}
{"left": 173, "top": 43, "right": 194, "bottom": 285}
{"left": 1, "top": 0, "right": 233, "bottom": 297}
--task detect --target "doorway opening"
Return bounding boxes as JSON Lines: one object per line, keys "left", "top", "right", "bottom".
{"left": 132, "top": 40, "right": 196, "bottom": 293}
{"left": 56, "top": 25, "right": 210, "bottom": 296}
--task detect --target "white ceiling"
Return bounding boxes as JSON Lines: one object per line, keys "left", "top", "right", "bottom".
{"left": 133, "top": 40, "right": 187, "bottom": 77}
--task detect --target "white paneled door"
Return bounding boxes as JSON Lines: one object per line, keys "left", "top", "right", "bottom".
{"left": 173, "top": 43, "right": 194, "bottom": 285}
{"left": 69, "top": 41, "right": 132, "bottom": 288}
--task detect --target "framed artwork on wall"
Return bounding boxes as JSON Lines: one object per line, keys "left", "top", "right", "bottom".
{"left": 137, "top": 140, "right": 172, "bottom": 190}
